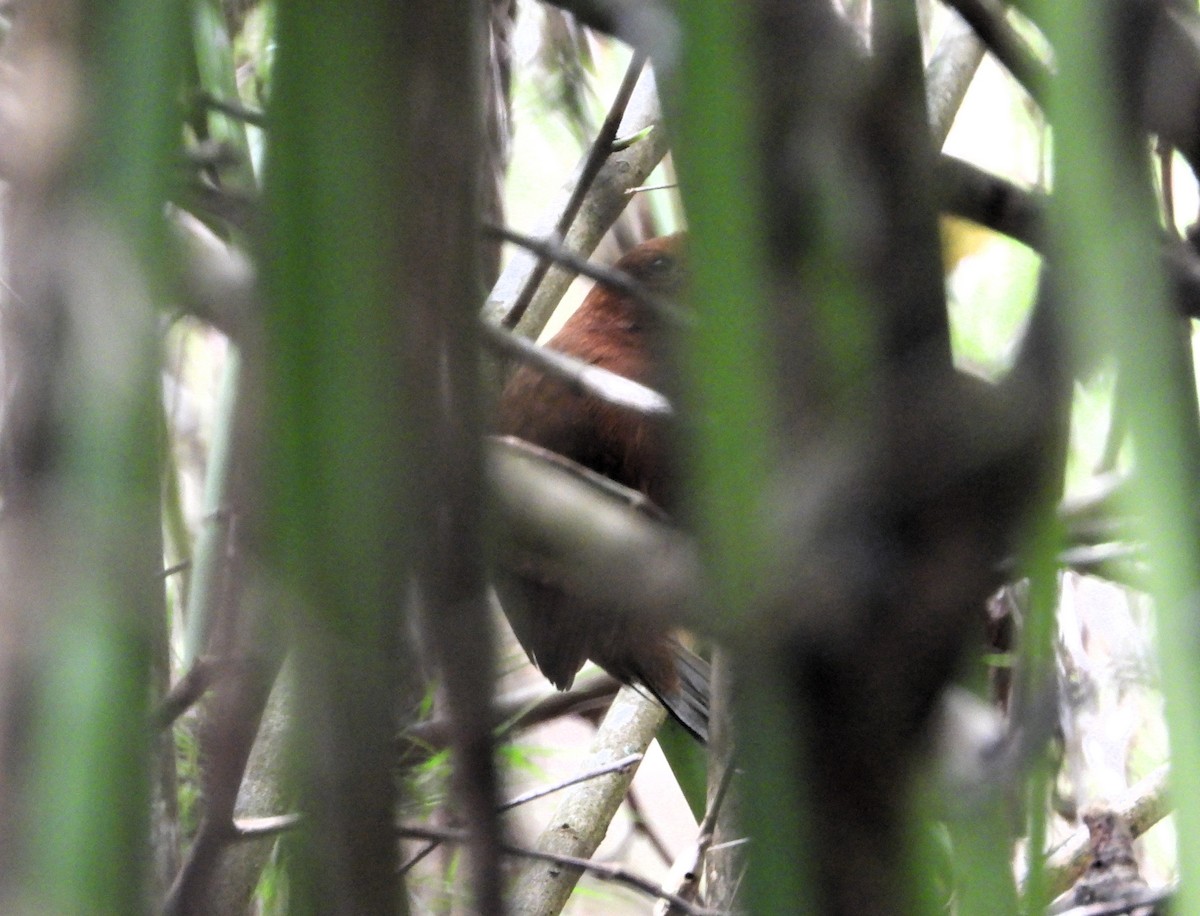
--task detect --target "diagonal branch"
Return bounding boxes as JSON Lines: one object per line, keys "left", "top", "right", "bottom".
{"left": 942, "top": 0, "right": 1050, "bottom": 107}
{"left": 502, "top": 51, "right": 647, "bottom": 331}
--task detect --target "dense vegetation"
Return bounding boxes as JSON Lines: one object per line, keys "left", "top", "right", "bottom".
{"left": 0, "top": 1, "right": 1197, "bottom": 914}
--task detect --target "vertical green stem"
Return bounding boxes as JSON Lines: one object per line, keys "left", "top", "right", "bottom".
{"left": 1038, "top": 2, "right": 1200, "bottom": 911}
{"left": 27, "top": 0, "right": 188, "bottom": 911}
{"left": 671, "top": 6, "right": 803, "bottom": 914}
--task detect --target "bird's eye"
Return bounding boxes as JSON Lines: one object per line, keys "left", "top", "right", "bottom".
{"left": 639, "top": 254, "right": 680, "bottom": 289}
{"left": 646, "top": 255, "right": 673, "bottom": 275}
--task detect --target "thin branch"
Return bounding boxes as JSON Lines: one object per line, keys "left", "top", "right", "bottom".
{"left": 395, "top": 822, "right": 729, "bottom": 916}
{"left": 624, "top": 791, "right": 675, "bottom": 866}
{"left": 195, "top": 91, "right": 268, "bottom": 128}
{"left": 657, "top": 758, "right": 739, "bottom": 915}
{"left": 401, "top": 670, "right": 621, "bottom": 756}
{"left": 625, "top": 181, "right": 677, "bottom": 195}
{"left": 936, "top": 155, "right": 1200, "bottom": 322}
{"left": 482, "top": 221, "right": 689, "bottom": 328}
{"left": 399, "top": 753, "right": 646, "bottom": 875}
{"left": 503, "top": 51, "right": 647, "bottom": 330}
{"left": 151, "top": 656, "right": 221, "bottom": 729}
{"left": 941, "top": 0, "right": 1050, "bottom": 108}
{"left": 934, "top": 154, "right": 1045, "bottom": 249}
{"left": 924, "top": 9, "right": 986, "bottom": 149}
{"left": 697, "top": 758, "right": 737, "bottom": 852}
{"left": 479, "top": 319, "right": 673, "bottom": 418}
{"left": 501, "top": 753, "right": 644, "bottom": 812}
{"left": 159, "top": 559, "right": 191, "bottom": 579}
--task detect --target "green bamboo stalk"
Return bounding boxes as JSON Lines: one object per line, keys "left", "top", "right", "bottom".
{"left": 265, "top": 1, "right": 462, "bottom": 911}
{"left": 25, "top": 1, "right": 188, "bottom": 912}
{"left": 1036, "top": 2, "right": 1200, "bottom": 913}
{"left": 668, "top": 7, "right": 803, "bottom": 915}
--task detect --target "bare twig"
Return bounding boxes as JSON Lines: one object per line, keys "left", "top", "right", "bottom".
{"left": 924, "top": 9, "right": 986, "bottom": 149}
{"left": 399, "top": 752, "right": 646, "bottom": 875}
{"left": 396, "top": 822, "right": 729, "bottom": 916}
{"left": 482, "top": 221, "right": 689, "bottom": 328}
{"left": 626, "top": 182, "right": 678, "bottom": 195}
{"left": 502, "top": 753, "right": 644, "bottom": 812}
{"left": 625, "top": 790, "right": 676, "bottom": 866}
{"left": 159, "top": 559, "right": 191, "bottom": 579}
{"left": 656, "top": 758, "right": 738, "bottom": 915}
{"left": 195, "top": 91, "right": 267, "bottom": 128}
{"left": 503, "top": 51, "right": 647, "bottom": 330}
{"left": 936, "top": 154, "right": 1200, "bottom": 324}
{"left": 508, "top": 686, "right": 668, "bottom": 914}
{"left": 151, "top": 656, "right": 220, "bottom": 729}
{"left": 402, "top": 670, "right": 621, "bottom": 755}
{"left": 481, "top": 59, "right": 667, "bottom": 341}
{"left": 934, "top": 154, "right": 1046, "bottom": 249}
{"left": 941, "top": 0, "right": 1050, "bottom": 107}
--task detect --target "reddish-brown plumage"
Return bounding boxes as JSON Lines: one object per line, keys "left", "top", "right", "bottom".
{"left": 497, "top": 234, "right": 683, "bottom": 507}
{"left": 495, "top": 234, "right": 708, "bottom": 739}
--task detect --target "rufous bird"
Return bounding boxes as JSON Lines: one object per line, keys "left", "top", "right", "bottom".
{"left": 495, "top": 234, "right": 709, "bottom": 739}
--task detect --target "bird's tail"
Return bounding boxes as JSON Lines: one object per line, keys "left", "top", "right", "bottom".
{"left": 643, "top": 643, "right": 710, "bottom": 743}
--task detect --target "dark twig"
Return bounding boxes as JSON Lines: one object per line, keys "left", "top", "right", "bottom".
{"left": 195, "top": 91, "right": 268, "bottom": 128}
{"left": 941, "top": 0, "right": 1051, "bottom": 108}
{"left": 624, "top": 791, "right": 675, "bottom": 866}
{"left": 501, "top": 753, "right": 644, "bottom": 812}
{"left": 936, "top": 154, "right": 1200, "bottom": 323}
{"left": 151, "top": 656, "right": 221, "bottom": 729}
{"left": 934, "top": 154, "right": 1046, "bottom": 250}
{"left": 399, "top": 753, "right": 646, "bottom": 875}
{"left": 482, "top": 221, "right": 689, "bottom": 328}
{"left": 396, "top": 822, "right": 729, "bottom": 916}
{"left": 700, "top": 757, "right": 737, "bottom": 839}
{"left": 401, "top": 670, "right": 621, "bottom": 756}
{"left": 660, "top": 758, "right": 739, "bottom": 915}
{"left": 159, "top": 559, "right": 191, "bottom": 579}
{"left": 503, "top": 51, "right": 647, "bottom": 330}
